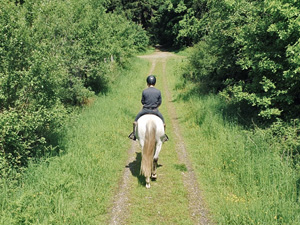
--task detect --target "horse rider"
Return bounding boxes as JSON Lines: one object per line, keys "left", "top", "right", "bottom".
{"left": 128, "top": 75, "right": 169, "bottom": 142}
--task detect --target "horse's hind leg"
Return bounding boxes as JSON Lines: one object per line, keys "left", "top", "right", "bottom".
{"left": 152, "top": 141, "right": 162, "bottom": 180}
{"left": 145, "top": 176, "right": 151, "bottom": 189}
{"left": 153, "top": 142, "right": 162, "bottom": 160}
{"left": 151, "top": 158, "right": 158, "bottom": 180}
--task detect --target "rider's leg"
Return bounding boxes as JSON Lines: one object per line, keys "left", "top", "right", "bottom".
{"left": 162, "top": 124, "right": 169, "bottom": 142}
{"left": 133, "top": 121, "right": 137, "bottom": 134}
{"left": 128, "top": 121, "right": 137, "bottom": 140}
{"left": 154, "top": 111, "right": 169, "bottom": 142}
{"left": 156, "top": 110, "right": 165, "bottom": 123}
{"left": 129, "top": 109, "right": 146, "bottom": 140}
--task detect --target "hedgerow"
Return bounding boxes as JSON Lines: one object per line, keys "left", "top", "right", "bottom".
{"left": 182, "top": 0, "right": 300, "bottom": 167}
{"left": 0, "top": 0, "right": 148, "bottom": 178}
{"left": 184, "top": 0, "right": 300, "bottom": 119}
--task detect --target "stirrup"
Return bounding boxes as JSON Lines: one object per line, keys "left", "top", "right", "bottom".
{"left": 162, "top": 134, "right": 169, "bottom": 142}
{"left": 128, "top": 132, "right": 136, "bottom": 141}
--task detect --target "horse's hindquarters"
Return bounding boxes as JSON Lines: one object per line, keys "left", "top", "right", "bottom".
{"left": 137, "top": 115, "right": 164, "bottom": 188}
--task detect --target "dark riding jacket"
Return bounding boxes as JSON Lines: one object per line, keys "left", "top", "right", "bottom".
{"left": 135, "top": 87, "right": 165, "bottom": 122}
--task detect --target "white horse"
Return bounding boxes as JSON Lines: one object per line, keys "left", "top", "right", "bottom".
{"left": 136, "top": 114, "right": 165, "bottom": 189}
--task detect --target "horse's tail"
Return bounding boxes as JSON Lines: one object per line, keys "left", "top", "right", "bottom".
{"left": 140, "top": 120, "right": 156, "bottom": 178}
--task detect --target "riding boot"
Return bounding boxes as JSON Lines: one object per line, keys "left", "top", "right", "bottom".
{"left": 163, "top": 123, "right": 169, "bottom": 142}
{"left": 128, "top": 121, "right": 137, "bottom": 141}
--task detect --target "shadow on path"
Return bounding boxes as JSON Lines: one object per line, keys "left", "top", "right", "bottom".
{"left": 126, "top": 152, "right": 163, "bottom": 185}
{"left": 126, "top": 152, "right": 144, "bottom": 185}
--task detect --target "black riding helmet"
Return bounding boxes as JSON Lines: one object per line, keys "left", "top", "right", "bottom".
{"left": 146, "top": 75, "right": 156, "bottom": 85}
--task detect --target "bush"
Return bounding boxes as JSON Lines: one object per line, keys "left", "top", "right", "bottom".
{"left": 184, "top": 0, "right": 300, "bottom": 119}
{"left": 0, "top": 105, "right": 66, "bottom": 177}
{"left": 0, "top": 0, "right": 149, "bottom": 177}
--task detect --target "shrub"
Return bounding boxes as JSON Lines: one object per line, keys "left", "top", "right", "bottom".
{"left": 184, "top": 0, "right": 300, "bottom": 119}
{"left": 0, "top": 0, "right": 149, "bottom": 177}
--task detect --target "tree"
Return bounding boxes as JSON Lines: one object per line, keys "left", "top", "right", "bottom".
{"left": 185, "top": 0, "right": 300, "bottom": 119}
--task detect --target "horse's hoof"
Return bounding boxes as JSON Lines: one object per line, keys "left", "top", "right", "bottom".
{"left": 151, "top": 174, "right": 157, "bottom": 180}
{"left": 146, "top": 183, "right": 151, "bottom": 189}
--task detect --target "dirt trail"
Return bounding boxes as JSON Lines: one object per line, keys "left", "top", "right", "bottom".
{"left": 161, "top": 56, "right": 211, "bottom": 225}
{"left": 109, "top": 52, "right": 158, "bottom": 225}
{"left": 109, "top": 50, "right": 211, "bottom": 224}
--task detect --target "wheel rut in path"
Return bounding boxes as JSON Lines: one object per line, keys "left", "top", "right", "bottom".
{"left": 108, "top": 55, "right": 157, "bottom": 225}
{"left": 109, "top": 50, "right": 211, "bottom": 224}
{"left": 160, "top": 55, "right": 211, "bottom": 225}
{"left": 109, "top": 141, "right": 138, "bottom": 225}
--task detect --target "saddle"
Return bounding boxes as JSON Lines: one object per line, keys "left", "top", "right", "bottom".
{"left": 128, "top": 120, "right": 169, "bottom": 142}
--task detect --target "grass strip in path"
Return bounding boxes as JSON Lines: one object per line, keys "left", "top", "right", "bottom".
{"left": 162, "top": 57, "right": 212, "bottom": 224}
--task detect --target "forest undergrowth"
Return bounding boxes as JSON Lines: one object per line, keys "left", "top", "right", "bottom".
{"left": 0, "top": 58, "right": 149, "bottom": 224}
{"left": 168, "top": 56, "right": 300, "bottom": 224}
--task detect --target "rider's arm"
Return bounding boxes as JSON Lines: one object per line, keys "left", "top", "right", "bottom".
{"left": 157, "top": 91, "right": 162, "bottom": 107}
{"left": 141, "top": 91, "right": 146, "bottom": 105}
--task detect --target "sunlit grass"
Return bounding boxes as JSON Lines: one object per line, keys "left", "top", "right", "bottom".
{"left": 0, "top": 58, "right": 149, "bottom": 224}
{"left": 2, "top": 53, "right": 298, "bottom": 224}
{"left": 166, "top": 57, "right": 300, "bottom": 224}
{"left": 126, "top": 59, "right": 193, "bottom": 224}
{"left": 0, "top": 55, "right": 194, "bottom": 225}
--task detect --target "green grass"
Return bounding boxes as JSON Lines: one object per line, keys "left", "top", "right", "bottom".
{"left": 0, "top": 58, "right": 149, "bottom": 224}
{"left": 136, "top": 46, "right": 156, "bottom": 56}
{"left": 0, "top": 55, "right": 194, "bottom": 224}
{"left": 2, "top": 52, "right": 298, "bottom": 224}
{"left": 125, "top": 59, "right": 193, "bottom": 224}
{"left": 166, "top": 56, "right": 300, "bottom": 224}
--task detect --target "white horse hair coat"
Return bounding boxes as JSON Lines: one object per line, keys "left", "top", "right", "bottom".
{"left": 136, "top": 115, "right": 165, "bottom": 188}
